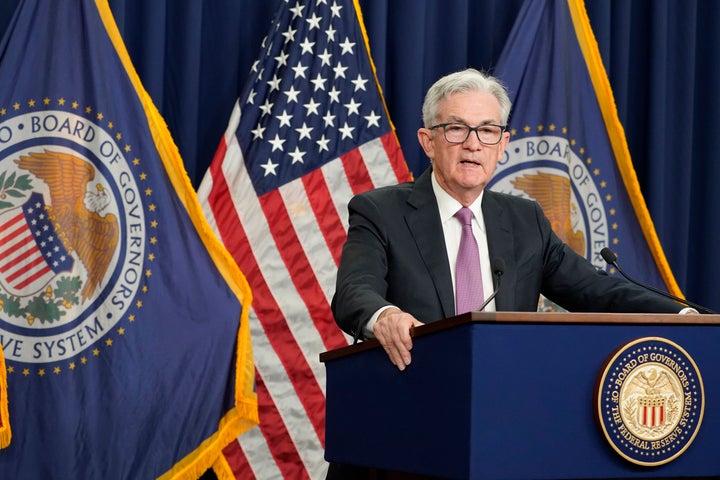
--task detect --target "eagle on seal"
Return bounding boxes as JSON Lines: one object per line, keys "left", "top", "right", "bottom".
{"left": 511, "top": 172, "right": 586, "bottom": 256}
{"left": 16, "top": 150, "right": 119, "bottom": 302}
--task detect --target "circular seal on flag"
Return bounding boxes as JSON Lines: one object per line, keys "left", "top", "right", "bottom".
{"left": 0, "top": 106, "right": 148, "bottom": 368}
{"left": 596, "top": 337, "right": 704, "bottom": 466}
{"left": 490, "top": 133, "right": 609, "bottom": 267}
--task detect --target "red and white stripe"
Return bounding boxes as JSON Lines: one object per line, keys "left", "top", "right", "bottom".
{"left": 641, "top": 404, "right": 665, "bottom": 428}
{"left": 198, "top": 101, "right": 410, "bottom": 479}
{"left": 0, "top": 211, "right": 54, "bottom": 294}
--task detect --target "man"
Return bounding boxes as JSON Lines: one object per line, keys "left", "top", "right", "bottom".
{"left": 331, "top": 68, "right": 688, "bottom": 374}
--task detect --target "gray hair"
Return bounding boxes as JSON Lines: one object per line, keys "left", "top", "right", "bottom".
{"left": 421, "top": 68, "right": 512, "bottom": 128}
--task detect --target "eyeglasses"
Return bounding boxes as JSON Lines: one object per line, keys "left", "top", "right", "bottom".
{"left": 429, "top": 122, "right": 506, "bottom": 145}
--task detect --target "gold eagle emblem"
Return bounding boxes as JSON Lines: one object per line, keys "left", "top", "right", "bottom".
{"left": 16, "top": 150, "right": 119, "bottom": 302}
{"left": 511, "top": 172, "right": 585, "bottom": 256}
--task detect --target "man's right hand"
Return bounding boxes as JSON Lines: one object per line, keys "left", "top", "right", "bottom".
{"left": 373, "top": 308, "right": 424, "bottom": 371}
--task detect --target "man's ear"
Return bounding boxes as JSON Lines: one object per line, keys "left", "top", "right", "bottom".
{"left": 496, "top": 130, "right": 510, "bottom": 161}
{"left": 417, "top": 128, "right": 435, "bottom": 159}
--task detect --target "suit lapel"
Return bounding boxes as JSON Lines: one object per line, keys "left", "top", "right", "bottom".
{"left": 403, "top": 173, "right": 519, "bottom": 316}
{"left": 483, "top": 191, "right": 516, "bottom": 311}
{"left": 405, "top": 169, "right": 455, "bottom": 319}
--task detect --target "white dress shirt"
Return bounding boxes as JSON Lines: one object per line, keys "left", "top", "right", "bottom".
{"left": 431, "top": 172, "right": 495, "bottom": 313}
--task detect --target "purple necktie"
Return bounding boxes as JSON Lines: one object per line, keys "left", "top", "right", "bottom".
{"left": 454, "top": 207, "right": 484, "bottom": 314}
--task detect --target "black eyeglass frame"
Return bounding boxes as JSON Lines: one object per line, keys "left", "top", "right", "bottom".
{"left": 429, "top": 122, "right": 507, "bottom": 145}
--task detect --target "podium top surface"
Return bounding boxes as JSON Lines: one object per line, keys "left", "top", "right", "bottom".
{"left": 319, "top": 311, "right": 720, "bottom": 363}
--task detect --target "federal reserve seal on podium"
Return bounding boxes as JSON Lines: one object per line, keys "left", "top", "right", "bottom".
{"left": 596, "top": 337, "right": 704, "bottom": 466}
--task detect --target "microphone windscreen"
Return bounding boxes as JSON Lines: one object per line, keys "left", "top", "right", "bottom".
{"left": 491, "top": 257, "right": 506, "bottom": 275}
{"left": 600, "top": 247, "right": 617, "bottom": 264}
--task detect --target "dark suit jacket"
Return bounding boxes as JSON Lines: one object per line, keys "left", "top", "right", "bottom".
{"left": 332, "top": 167, "right": 683, "bottom": 338}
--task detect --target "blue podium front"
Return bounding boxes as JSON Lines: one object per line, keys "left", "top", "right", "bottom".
{"left": 320, "top": 312, "right": 720, "bottom": 479}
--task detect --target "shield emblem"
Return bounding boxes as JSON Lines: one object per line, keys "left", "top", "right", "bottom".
{"left": 638, "top": 395, "right": 666, "bottom": 428}
{"left": 0, "top": 192, "right": 74, "bottom": 296}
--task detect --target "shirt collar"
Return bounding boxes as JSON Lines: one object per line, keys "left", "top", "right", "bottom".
{"left": 431, "top": 171, "right": 484, "bottom": 223}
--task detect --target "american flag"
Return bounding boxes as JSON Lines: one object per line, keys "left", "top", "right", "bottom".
{"left": 197, "top": 0, "right": 410, "bottom": 478}
{"left": 0, "top": 192, "right": 74, "bottom": 295}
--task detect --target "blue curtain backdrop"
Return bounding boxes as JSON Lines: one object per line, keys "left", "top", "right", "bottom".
{"left": 0, "top": 0, "right": 717, "bottom": 312}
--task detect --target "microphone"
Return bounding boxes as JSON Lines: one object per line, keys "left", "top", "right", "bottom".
{"left": 476, "top": 257, "right": 505, "bottom": 312}
{"left": 600, "top": 247, "right": 715, "bottom": 314}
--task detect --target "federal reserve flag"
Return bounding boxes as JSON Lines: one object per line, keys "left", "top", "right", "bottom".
{"left": 491, "top": 0, "right": 682, "bottom": 303}
{"left": 198, "top": 0, "right": 411, "bottom": 477}
{"left": 0, "top": 1, "right": 257, "bottom": 478}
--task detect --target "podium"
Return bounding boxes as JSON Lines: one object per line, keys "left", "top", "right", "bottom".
{"left": 320, "top": 312, "right": 720, "bottom": 479}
